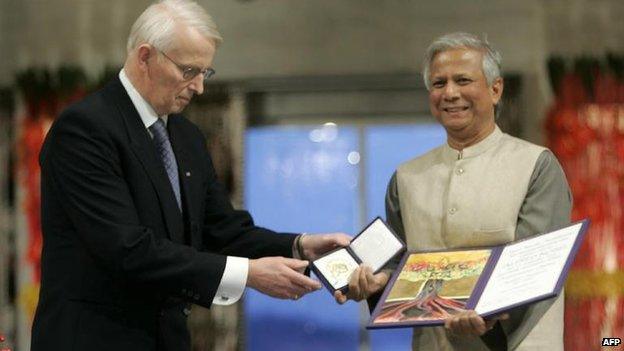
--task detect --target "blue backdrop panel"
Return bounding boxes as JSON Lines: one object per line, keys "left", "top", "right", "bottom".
{"left": 244, "top": 126, "right": 361, "bottom": 351}
{"left": 364, "top": 124, "right": 446, "bottom": 351}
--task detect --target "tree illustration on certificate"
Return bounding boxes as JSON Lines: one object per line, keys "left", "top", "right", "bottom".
{"left": 374, "top": 249, "right": 491, "bottom": 324}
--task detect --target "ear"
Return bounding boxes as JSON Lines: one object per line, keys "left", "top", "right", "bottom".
{"left": 490, "top": 77, "right": 504, "bottom": 105}
{"left": 136, "top": 44, "right": 155, "bottom": 69}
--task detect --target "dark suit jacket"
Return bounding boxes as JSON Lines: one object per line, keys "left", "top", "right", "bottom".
{"left": 31, "top": 77, "right": 296, "bottom": 351}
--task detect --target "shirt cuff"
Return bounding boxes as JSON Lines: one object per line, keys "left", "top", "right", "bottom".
{"left": 212, "top": 256, "right": 249, "bottom": 306}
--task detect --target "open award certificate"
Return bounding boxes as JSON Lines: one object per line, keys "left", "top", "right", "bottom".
{"left": 311, "top": 218, "right": 406, "bottom": 293}
{"left": 367, "top": 219, "right": 589, "bottom": 329}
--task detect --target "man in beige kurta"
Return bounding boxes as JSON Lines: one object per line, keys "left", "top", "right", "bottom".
{"left": 335, "top": 32, "right": 572, "bottom": 350}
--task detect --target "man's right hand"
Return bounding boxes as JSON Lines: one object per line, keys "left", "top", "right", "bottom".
{"left": 247, "top": 257, "right": 321, "bottom": 300}
{"left": 444, "top": 310, "right": 509, "bottom": 336}
{"left": 334, "top": 265, "right": 389, "bottom": 304}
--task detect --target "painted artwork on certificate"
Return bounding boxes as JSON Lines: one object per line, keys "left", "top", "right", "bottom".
{"left": 372, "top": 249, "right": 491, "bottom": 324}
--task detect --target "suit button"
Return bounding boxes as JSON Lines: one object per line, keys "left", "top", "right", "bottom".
{"left": 193, "top": 294, "right": 200, "bottom": 300}
{"left": 159, "top": 310, "right": 165, "bottom": 317}
{"left": 182, "top": 307, "right": 192, "bottom": 316}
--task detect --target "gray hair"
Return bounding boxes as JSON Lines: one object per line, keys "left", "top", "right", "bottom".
{"left": 422, "top": 32, "right": 501, "bottom": 91}
{"left": 126, "top": 0, "right": 223, "bottom": 54}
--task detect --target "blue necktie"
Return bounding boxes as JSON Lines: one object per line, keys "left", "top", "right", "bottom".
{"left": 149, "top": 119, "right": 182, "bottom": 210}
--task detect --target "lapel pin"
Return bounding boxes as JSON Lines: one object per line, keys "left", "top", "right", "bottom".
{"left": 185, "top": 171, "right": 191, "bottom": 177}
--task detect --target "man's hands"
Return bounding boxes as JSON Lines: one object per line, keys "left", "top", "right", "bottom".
{"left": 246, "top": 233, "right": 350, "bottom": 301}
{"left": 299, "top": 232, "right": 351, "bottom": 260}
{"left": 334, "top": 265, "right": 389, "bottom": 304}
{"left": 247, "top": 257, "right": 321, "bottom": 300}
{"left": 444, "top": 310, "right": 509, "bottom": 336}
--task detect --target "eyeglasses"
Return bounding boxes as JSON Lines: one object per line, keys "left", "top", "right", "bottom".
{"left": 159, "top": 50, "right": 216, "bottom": 82}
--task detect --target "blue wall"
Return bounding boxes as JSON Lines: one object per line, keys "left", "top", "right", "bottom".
{"left": 244, "top": 124, "right": 445, "bottom": 350}
{"left": 363, "top": 124, "right": 446, "bottom": 350}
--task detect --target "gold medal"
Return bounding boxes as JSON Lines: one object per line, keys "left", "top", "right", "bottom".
{"left": 327, "top": 259, "right": 350, "bottom": 281}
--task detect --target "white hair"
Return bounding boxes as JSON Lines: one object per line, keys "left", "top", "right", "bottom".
{"left": 126, "top": 0, "right": 223, "bottom": 54}
{"left": 422, "top": 32, "right": 502, "bottom": 91}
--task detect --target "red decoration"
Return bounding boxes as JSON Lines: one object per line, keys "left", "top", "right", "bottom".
{"left": 0, "top": 333, "right": 10, "bottom": 351}
{"left": 547, "top": 66, "right": 624, "bottom": 351}
{"left": 18, "top": 118, "right": 47, "bottom": 282}
{"left": 17, "top": 93, "right": 86, "bottom": 282}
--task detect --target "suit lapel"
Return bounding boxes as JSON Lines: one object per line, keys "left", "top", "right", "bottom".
{"left": 105, "top": 78, "right": 185, "bottom": 244}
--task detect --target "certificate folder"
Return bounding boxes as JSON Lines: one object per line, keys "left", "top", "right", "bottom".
{"left": 367, "top": 219, "right": 589, "bottom": 329}
{"left": 311, "top": 217, "right": 406, "bottom": 293}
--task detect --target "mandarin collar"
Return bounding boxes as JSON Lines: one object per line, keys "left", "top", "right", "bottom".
{"left": 442, "top": 125, "right": 503, "bottom": 162}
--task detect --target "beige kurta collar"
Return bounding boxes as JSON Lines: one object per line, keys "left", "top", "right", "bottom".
{"left": 442, "top": 125, "right": 503, "bottom": 161}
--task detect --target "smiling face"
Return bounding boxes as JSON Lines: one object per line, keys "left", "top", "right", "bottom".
{"left": 427, "top": 48, "right": 502, "bottom": 147}
{"left": 144, "top": 25, "right": 216, "bottom": 115}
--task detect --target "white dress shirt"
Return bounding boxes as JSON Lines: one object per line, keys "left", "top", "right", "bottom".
{"left": 119, "top": 69, "right": 247, "bottom": 305}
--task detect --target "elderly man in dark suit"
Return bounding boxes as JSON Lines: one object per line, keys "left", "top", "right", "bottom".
{"left": 31, "top": 1, "right": 350, "bottom": 350}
